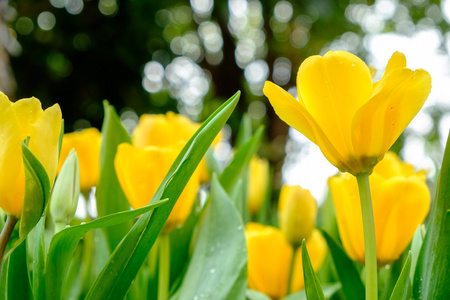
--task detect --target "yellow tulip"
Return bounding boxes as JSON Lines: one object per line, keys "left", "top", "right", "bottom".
{"left": 278, "top": 185, "right": 317, "bottom": 247}
{"left": 114, "top": 142, "right": 200, "bottom": 233}
{"left": 329, "top": 152, "right": 430, "bottom": 266}
{"left": 0, "top": 92, "right": 62, "bottom": 218}
{"left": 264, "top": 51, "right": 431, "bottom": 175}
{"left": 132, "top": 112, "right": 220, "bottom": 182}
{"left": 247, "top": 156, "right": 270, "bottom": 215}
{"left": 57, "top": 127, "right": 101, "bottom": 192}
{"left": 245, "top": 223, "right": 326, "bottom": 299}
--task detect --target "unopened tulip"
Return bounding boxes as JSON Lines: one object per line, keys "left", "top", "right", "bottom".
{"left": 278, "top": 185, "right": 317, "bottom": 248}
{"left": 245, "top": 223, "right": 326, "bottom": 299}
{"left": 264, "top": 51, "right": 431, "bottom": 175}
{"left": 114, "top": 142, "right": 199, "bottom": 233}
{"left": 329, "top": 152, "right": 430, "bottom": 266}
{"left": 0, "top": 92, "right": 62, "bottom": 218}
{"left": 57, "top": 127, "right": 101, "bottom": 192}
{"left": 247, "top": 156, "right": 270, "bottom": 215}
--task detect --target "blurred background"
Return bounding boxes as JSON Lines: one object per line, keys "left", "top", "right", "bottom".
{"left": 1, "top": 0, "right": 449, "bottom": 202}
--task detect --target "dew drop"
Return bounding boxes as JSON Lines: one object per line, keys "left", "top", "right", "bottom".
{"left": 209, "top": 268, "right": 216, "bottom": 274}
{"left": 236, "top": 225, "right": 243, "bottom": 231}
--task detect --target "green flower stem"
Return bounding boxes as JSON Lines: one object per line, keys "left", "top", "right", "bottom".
{"left": 356, "top": 173, "right": 378, "bottom": 300}
{"left": 158, "top": 234, "right": 171, "bottom": 300}
{"left": 0, "top": 215, "right": 18, "bottom": 281}
{"left": 287, "top": 245, "right": 299, "bottom": 295}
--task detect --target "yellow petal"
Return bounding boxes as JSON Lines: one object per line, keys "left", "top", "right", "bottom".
{"left": 263, "top": 81, "right": 345, "bottom": 170}
{"left": 373, "top": 152, "right": 416, "bottom": 179}
{"left": 247, "top": 156, "right": 270, "bottom": 214}
{"left": 352, "top": 68, "right": 431, "bottom": 159}
{"left": 384, "top": 52, "right": 406, "bottom": 75}
{"left": 375, "top": 175, "right": 430, "bottom": 265}
{"left": 0, "top": 94, "right": 25, "bottom": 217}
{"left": 291, "top": 230, "right": 327, "bottom": 291}
{"left": 114, "top": 143, "right": 199, "bottom": 233}
{"left": 27, "top": 103, "right": 62, "bottom": 185}
{"left": 57, "top": 128, "right": 102, "bottom": 191}
{"left": 245, "top": 223, "right": 292, "bottom": 299}
{"left": 297, "top": 51, "right": 373, "bottom": 157}
{"left": 329, "top": 173, "right": 365, "bottom": 263}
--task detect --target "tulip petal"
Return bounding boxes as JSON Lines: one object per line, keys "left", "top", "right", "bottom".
{"left": 263, "top": 81, "right": 345, "bottom": 170}
{"left": 329, "top": 174, "right": 365, "bottom": 263}
{"left": 297, "top": 51, "right": 373, "bottom": 156}
{"left": 245, "top": 223, "right": 292, "bottom": 299}
{"left": 375, "top": 176, "right": 430, "bottom": 265}
{"left": 352, "top": 68, "right": 431, "bottom": 158}
{"left": 373, "top": 52, "right": 406, "bottom": 91}
{"left": 0, "top": 94, "right": 25, "bottom": 217}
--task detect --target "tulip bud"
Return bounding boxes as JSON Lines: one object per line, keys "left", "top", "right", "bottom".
{"left": 278, "top": 185, "right": 317, "bottom": 248}
{"left": 51, "top": 149, "right": 80, "bottom": 232}
{"left": 247, "top": 156, "right": 270, "bottom": 215}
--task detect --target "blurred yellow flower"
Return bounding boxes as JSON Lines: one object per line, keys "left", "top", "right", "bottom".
{"left": 132, "top": 111, "right": 220, "bottom": 182}
{"left": 0, "top": 92, "right": 62, "bottom": 217}
{"left": 245, "top": 223, "right": 326, "bottom": 299}
{"left": 329, "top": 152, "right": 430, "bottom": 266}
{"left": 57, "top": 127, "right": 101, "bottom": 192}
{"left": 247, "top": 156, "right": 270, "bottom": 215}
{"left": 278, "top": 185, "right": 317, "bottom": 247}
{"left": 264, "top": 51, "right": 431, "bottom": 175}
{"left": 114, "top": 142, "right": 200, "bottom": 233}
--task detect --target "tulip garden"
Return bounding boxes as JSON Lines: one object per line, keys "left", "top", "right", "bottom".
{"left": 0, "top": 48, "right": 448, "bottom": 300}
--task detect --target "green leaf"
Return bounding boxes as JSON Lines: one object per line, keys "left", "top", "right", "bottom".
{"left": 44, "top": 199, "right": 168, "bottom": 300}
{"left": 389, "top": 252, "right": 411, "bottom": 300}
{"left": 19, "top": 142, "right": 51, "bottom": 240}
{"left": 96, "top": 100, "right": 133, "bottom": 251}
{"left": 85, "top": 91, "right": 240, "bottom": 300}
{"left": 302, "top": 240, "right": 325, "bottom": 300}
{"left": 171, "top": 174, "right": 247, "bottom": 299}
{"left": 413, "top": 131, "right": 450, "bottom": 299}
{"left": 409, "top": 225, "right": 424, "bottom": 282}
{"left": 282, "top": 283, "right": 341, "bottom": 300}
{"left": 219, "top": 125, "right": 264, "bottom": 194}
{"left": 7, "top": 240, "right": 31, "bottom": 300}
{"left": 31, "top": 218, "right": 46, "bottom": 299}
{"left": 319, "top": 229, "right": 364, "bottom": 300}
{"left": 235, "top": 113, "right": 252, "bottom": 148}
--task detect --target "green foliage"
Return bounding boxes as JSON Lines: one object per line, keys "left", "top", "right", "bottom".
{"left": 302, "top": 240, "right": 325, "bottom": 300}
{"left": 172, "top": 175, "right": 247, "bottom": 299}
{"left": 413, "top": 131, "right": 450, "bottom": 299}
{"left": 85, "top": 91, "right": 240, "bottom": 299}
{"left": 96, "top": 101, "right": 133, "bottom": 251}
{"left": 389, "top": 253, "right": 412, "bottom": 300}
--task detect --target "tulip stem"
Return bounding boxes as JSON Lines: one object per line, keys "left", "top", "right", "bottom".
{"left": 0, "top": 215, "right": 18, "bottom": 281}
{"left": 287, "top": 245, "right": 298, "bottom": 295}
{"left": 356, "top": 173, "right": 378, "bottom": 300}
{"left": 158, "top": 234, "right": 170, "bottom": 300}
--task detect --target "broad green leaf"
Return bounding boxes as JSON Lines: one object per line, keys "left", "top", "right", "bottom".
{"left": 283, "top": 283, "right": 341, "bottom": 300}
{"left": 413, "top": 131, "right": 450, "bottom": 299}
{"left": 219, "top": 125, "right": 264, "bottom": 194}
{"left": 302, "top": 240, "right": 325, "bottom": 300}
{"left": 319, "top": 229, "right": 364, "bottom": 300}
{"left": 246, "top": 289, "right": 272, "bottom": 300}
{"left": 7, "top": 240, "right": 31, "bottom": 300}
{"left": 96, "top": 101, "right": 133, "bottom": 251}
{"left": 171, "top": 174, "right": 247, "bottom": 299}
{"left": 45, "top": 199, "right": 168, "bottom": 300}
{"left": 20, "top": 142, "right": 51, "bottom": 240}
{"left": 380, "top": 251, "right": 407, "bottom": 300}
{"left": 235, "top": 113, "right": 252, "bottom": 148}
{"left": 389, "top": 252, "right": 411, "bottom": 300}
{"left": 85, "top": 91, "right": 240, "bottom": 300}
{"left": 31, "top": 218, "right": 46, "bottom": 299}
{"left": 205, "top": 147, "right": 223, "bottom": 177}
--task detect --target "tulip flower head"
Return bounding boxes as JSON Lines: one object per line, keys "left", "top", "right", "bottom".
{"left": 132, "top": 111, "right": 220, "bottom": 182}
{"left": 329, "top": 152, "right": 430, "bottom": 266}
{"left": 247, "top": 156, "right": 270, "bottom": 215}
{"left": 0, "top": 92, "right": 62, "bottom": 217}
{"left": 278, "top": 185, "right": 318, "bottom": 248}
{"left": 57, "top": 127, "right": 101, "bottom": 192}
{"left": 114, "top": 142, "right": 200, "bottom": 233}
{"left": 264, "top": 51, "right": 431, "bottom": 175}
{"left": 245, "top": 223, "right": 326, "bottom": 299}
